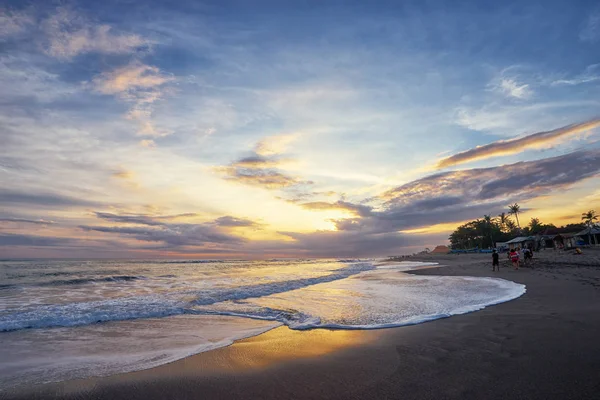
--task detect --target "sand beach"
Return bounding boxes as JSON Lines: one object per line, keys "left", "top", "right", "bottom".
{"left": 4, "top": 250, "right": 600, "bottom": 400}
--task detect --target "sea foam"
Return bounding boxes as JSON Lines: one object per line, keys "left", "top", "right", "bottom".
{"left": 0, "top": 259, "right": 526, "bottom": 389}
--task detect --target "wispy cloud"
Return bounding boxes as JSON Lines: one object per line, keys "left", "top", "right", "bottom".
{"left": 551, "top": 64, "right": 600, "bottom": 86}
{"left": 92, "top": 62, "right": 175, "bottom": 138}
{"left": 0, "top": 217, "right": 55, "bottom": 225}
{"left": 42, "top": 7, "right": 148, "bottom": 59}
{"left": 255, "top": 133, "right": 299, "bottom": 156}
{"left": 0, "top": 8, "right": 34, "bottom": 37}
{"left": 437, "top": 119, "right": 600, "bottom": 168}
{"left": 493, "top": 77, "right": 532, "bottom": 99}
{"left": 0, "top": 233, "right": 72, "bottom": 247}
{"left": 580, "top": 10, "right": 600, "bottom": 42}
{"left": 298, "top": 201, "right": 373, "bottom": 217}
{"left": 81, "top": 213, "right": 248, "bottom": 248}
{"left": 0, "top": 189, "right": 102, "bottom": 208}
{"left": 93, "top": 63, "right": 172, "bottom": 95}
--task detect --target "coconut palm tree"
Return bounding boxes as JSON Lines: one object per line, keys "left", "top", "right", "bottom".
{"left": 581, "top": 210, "right": 598, "bottom": 246}
{"left": 529, "top": 218, "right": 542, "bottom": 234}
{"left": 505, "top": 219, "right": 517, "bottom": 233}
{"left": 497, "top": 212, "right": 509, "bottom": 232}
{"left": 508, "top": 203, "right": 521, "bottom": 230}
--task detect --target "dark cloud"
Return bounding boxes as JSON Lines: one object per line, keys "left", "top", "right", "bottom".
{"left": 216, "top": 153, "right": 312, "bottom": 190}
{"left": 0, "top": 217, "right": 55, "bottom": 225}
{"left": 0, "top": 233, "right": 71, "bottom": 246}
{"left": 335, "top": 149, "right": 600, "bottom": 234}
{"left": 232, "top": 155, "right": 279, "bottom": 168}
{"left": 437, "top": 119, "right": 600, "bottom": 169}
{"left": 213, "top": 216, "right": 262, "bottom": 228}
{"left": 79, "top": 222, "right": 245, "bottom": 247}
{"left": 94, "top": 212, "right": 165, "bottom": 226}
{"left": 93, "top": 212, "right": 200, "bottom": 226}
{"left": 299, "top": 200, "right": 373, "bottom": 217}
{"left": 0, "top": 189, "right": 101, "bottom": 208}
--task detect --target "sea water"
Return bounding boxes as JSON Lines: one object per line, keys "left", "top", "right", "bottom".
{"left": 0, "top": 259, "right": 525, "bottom": 389}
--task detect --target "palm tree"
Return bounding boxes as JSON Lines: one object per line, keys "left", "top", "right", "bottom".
{"left": 581, "top": 210, "right": 598, "bottom": 246}
{"left": 497, "top": 212, "right": 509, "bottom": 233}
{"left": 529, "top": 218, "right": 542, "bottom": 234}
{"left": 508, "top": 203, "right": 521, "bottom": 230}
{"left": 505, "top": 219, "right": 517, "bottom": 233}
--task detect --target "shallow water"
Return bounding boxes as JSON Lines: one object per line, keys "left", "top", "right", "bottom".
{"left": 0, "top": 259, "right": 525, "bottom": 388}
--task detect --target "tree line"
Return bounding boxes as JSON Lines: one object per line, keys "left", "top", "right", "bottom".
{"left": 449, "top": 203, "right": 598, "bottom": 249}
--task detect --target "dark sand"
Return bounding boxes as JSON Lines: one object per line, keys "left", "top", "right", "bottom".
{"left": 4, "top": 252, "right": 600, "bottom": 400}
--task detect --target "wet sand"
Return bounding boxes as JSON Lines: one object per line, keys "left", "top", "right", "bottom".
{"left": 4, "top": 252, "right": 600, "bottom": 400}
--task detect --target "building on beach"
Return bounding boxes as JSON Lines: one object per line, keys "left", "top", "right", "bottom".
{"left": 574, "top": 227, "right": 600, "bottom": 246}
{"left": 506, "top": 236, "right": 535, "bottom": 250}
{"left": 552, "top": 233, "right": 582, "bottom": 249}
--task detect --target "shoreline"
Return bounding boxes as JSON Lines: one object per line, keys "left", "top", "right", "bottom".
{"left": 4, "top": 253, "right": 600, "bottom": 399}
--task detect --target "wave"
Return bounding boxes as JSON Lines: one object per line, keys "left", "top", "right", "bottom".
{"left": 0, "top": 275, "right": 148, "bottom": 291}
{"left": 40, "top": 275, "right": 147, "bottom": 286}
{"left": 0, "top": 262, "right": 374, "bottom": 332}
{"left": 0, "top": 262, "right": 526, "bottom": 335}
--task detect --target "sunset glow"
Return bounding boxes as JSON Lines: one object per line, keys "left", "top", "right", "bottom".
{"left": 1, "top": 1, "right": 600, "bottom": 259}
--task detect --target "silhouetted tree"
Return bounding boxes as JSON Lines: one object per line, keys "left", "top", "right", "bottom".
{"left": 581, "top": 210, "right": 598, "bottom": 245}
{"left": 508, "top": 203, "right": 521, "bottom": 229}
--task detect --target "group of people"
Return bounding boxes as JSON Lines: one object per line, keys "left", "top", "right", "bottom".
{"left": 492, "top": 246, "right": 533, "bottom": 271}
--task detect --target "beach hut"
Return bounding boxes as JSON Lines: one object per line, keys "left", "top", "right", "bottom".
{"left": 533, "top": 234, "right": 556, "bottom": 250}
{"left": 506, "top": 236, "right": 535, "bottom": 250}
{"left": 553, "top": 233, "right": 581, "bottom": 250}
{"left": 574, "top": 227, "right": 600, "bottom": 246}
{"left": 431, "top": 245, "right": 450, "bottom": 254}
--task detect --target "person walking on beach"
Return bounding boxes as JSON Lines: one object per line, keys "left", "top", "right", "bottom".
{"left": 492, "top": 249, "right": 500, "bottom": 271}
{"left": 510, "top": 249, "right": 520, "bottom": 270}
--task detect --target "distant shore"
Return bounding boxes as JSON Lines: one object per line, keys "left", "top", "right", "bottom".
{"left": 5, "top": 252, "right": 600, "bottom": 400}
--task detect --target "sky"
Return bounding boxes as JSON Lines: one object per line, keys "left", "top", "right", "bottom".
{"left": 1, "top": 0, "right": 600, "bottom": 259}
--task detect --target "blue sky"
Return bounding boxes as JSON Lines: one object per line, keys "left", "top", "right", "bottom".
{"left": 1, "top": 0, "right": 599, "bottom": 258}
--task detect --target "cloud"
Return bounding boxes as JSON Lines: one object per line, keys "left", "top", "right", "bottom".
{"left": 0, "top": 217, "right": 55, "bottom": 225}
{"left": 0, "top": 233, "right": 71, "bottom": 247}
{"left": 580, "top": 11, "right": 600, "bottom": 42}
{"left": 299, "top": 201, "right": 373, "bottom": 217}
{"left": 336, "top": 149, "right": 600, "bottom": 234}
{"left": 232, "top": 155, "right": 280, "bottom": 168}
{"left": 94, "top": 211, "right": 199, "bottom": 226}
{"left": 551, "top": 64, "right": 600, "bottom": 86}
{"left": 0, "top": 8, "right": 34, "bottom": 37}
{"left": 42, "top": 7, "right": 148, "bottom": 59}
{"left": 140, "top": 139, "right": 156, "bottom": 147}
{"left": 437, "top": 119, "right": 600, "bottom": 168}
{"left": 0, "top": 189, "right": 102, "bottom": 208}
{"left": 85, "top": 212, "right": 260, "bottom": 247}
{"left": 217, "top": 151, "right": 312, "bottom": 190}
{"left": 92, "top": 62, "right": 174, "bottom": 137}
{"left": 94, "top": 212, "right": 165, "bottom": 226}
{"left": 93, "top": 63, "right": 173, "bottom": 95}
{"left": 261, "top": 230, "right": 447, "bottom": 258}
{"left": 255, "top": 133, "right": 299, "bottom": 156}
{"left": 213, "top": 216, "right": 262, "bottom": 228}
{"left": 80, "top": 223, "right": 244, "bottom": 247}
{"left": 219, "top": 166, "right": 312, "bottom": 189}
{"left": 494, "top": 78, "right": 532, "bottom": 99}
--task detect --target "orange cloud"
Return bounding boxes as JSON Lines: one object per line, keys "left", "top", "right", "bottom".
{"left": 437, "top": 119, "right": 600, "bottom": 169}
{"left": 93, "top": 63, "right": 173, "bottom": 95}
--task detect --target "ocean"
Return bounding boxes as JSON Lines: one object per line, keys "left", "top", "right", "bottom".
{"left": 0, "top": 259, "right": 525, "bottom": 389}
